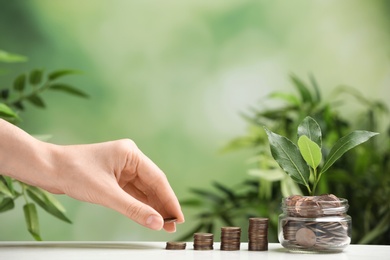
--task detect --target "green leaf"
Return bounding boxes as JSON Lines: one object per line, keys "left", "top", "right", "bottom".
{"left": 2, "top": 176, "right": 15, "bottom": 196}
{"left": 248, "top": 168, "right": 286, "bottom": 182}
{"left": 1, "top": 89, "right": 9, "bottom": 100}
{"left": 48, "top": 69, "right": 80, "bottom": 81}
{"left": 309, "top": 73, "right": 321, "bottom": 102}
{"left": 264, "top": 127, "right": 310, "bottom": 186}
{"left": 0, "top": 180, "right": 13, "bottom": 197}
{"left": 298, "top": 135, "right": 322, "bottom": 169}
{"left": 268, "top": 92, "right": 301, "bottom": 106}
{"left": 27, "top": 95, "right": 46, "bottom": 108}
{"left": 190, "top": 188, "right": 223, "bottom": 204}
{"left": 212, "top": 182, "right": 236, "bottom": 200}
{"left": 297, "top": 116, "right": 322, "bottom": 147}
{"left": 179, "top": 198, "right": 203, "bottom": 207}
{"left": 321, "top": 130, "right": 379, "bottom": 174}
{"left": 26, "top": 186, "right": 72, "bottom": 223}
{"left": 23, "top": 203, "right": 42, "bottom": 241}
{"left": 0, "top": 198, "right": 14, "bottom": 212}
{"left": 0, "top": 50, "right": 27, "bottom": 63}
{"left": 0, "top": 103, "right": 20, "bottom": 120}
{"left": 49, "top": 84, "right": 88, "bottom": 98}
{"left": 29, "top": 69, "right": 44, "bottom": 85}
{"left": 13, "top": 73, "right": 26, "bottom": 91}
{"left": 358, "top": 212, "right": 390, "bottom": 244}
{"left": 290, "top": 74, "right": 313, "bottom": 103}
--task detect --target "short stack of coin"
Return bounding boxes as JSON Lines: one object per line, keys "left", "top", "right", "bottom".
{"left": 220, "top": 227, "right": 241, "bottom": 251}
{"left": 193, "top": 233, "right": 214, "bottom": 250}
{"left": 165, "top": 241, "right": 186, "bottom": 250}
{"left": 248, "top": 217, "right": 269, "bottom": 251}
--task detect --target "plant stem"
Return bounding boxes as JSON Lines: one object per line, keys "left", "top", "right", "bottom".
{"left": 311, "top": 171, "right": 322, "bottom": 196}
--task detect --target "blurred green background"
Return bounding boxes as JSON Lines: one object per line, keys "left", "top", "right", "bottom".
{"left": 0, "top": 0, "right": 389, "bottom": 241}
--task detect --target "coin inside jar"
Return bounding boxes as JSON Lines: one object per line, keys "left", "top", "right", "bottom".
{"left": 295, "top": 227, "right": 316, "bottom": 247}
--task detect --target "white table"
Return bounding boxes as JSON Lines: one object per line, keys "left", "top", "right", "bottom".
{"left": 0, "top": 242, "right": 389, "bottom": 260}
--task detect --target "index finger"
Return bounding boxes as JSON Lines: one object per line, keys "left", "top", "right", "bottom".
{"left": 133, "top": 148, "right": 185, "bottom": 224}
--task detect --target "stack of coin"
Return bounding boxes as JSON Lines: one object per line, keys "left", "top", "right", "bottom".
{"left": 220, "top": 227, "right": 241, "bottom": 251}
{"left": 248, "top": 217, "right": 269, "bottom": 251}
{"left": 165, "top": 241, "right": 186, "bottom": 250}
{"left": 193, "top": 233, "right": 214, "bottom": 250}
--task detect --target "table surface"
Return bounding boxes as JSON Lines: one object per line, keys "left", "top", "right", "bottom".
{"left": 0, "top": 242, "right": 389, "bottom": 260}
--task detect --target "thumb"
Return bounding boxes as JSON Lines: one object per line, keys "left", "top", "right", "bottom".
{"left": 104, "top": 188, "right": 164, "bottom": 230}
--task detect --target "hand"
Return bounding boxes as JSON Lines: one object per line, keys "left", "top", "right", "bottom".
{"left": 48, "top": 139, "right": 184, "bottom": 232}
{"left": 0, "top": 119, "right": 184, "bottom": 232}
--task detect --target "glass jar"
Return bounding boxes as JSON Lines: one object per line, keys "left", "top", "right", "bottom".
{"left": 278, "top": 195, "right": 351, "bottom": 253}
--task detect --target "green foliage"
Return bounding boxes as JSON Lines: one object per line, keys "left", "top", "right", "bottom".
{"left": 0, "top": 49, "right": 88, "bottom": 240}
{"left": 265, "top": 117, "right": 378, "bottom": 195}
{"left": 181, "top": 74, "right": 390, "bottom": 245}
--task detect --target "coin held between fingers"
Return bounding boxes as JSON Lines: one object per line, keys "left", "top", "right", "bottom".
{"left": 164, "top": 217, "right": 178, "bottom": 223}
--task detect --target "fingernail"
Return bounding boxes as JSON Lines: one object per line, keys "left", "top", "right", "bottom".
{"left": 146, "top": 215, "right": 163, "bottom": 230}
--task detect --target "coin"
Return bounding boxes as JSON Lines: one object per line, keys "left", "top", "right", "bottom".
{"left": 220, "top": 227, "right": 241, "bottom": 251}
{"left": 193, "top": 232, "right": 214, "bottom": 250}
{"left": 295, "top": 227, "right": 316, "bottom": 247}
{"left": 165, "top": 241, "right": 186, "bottom": 250}
{"left": 164, "top": 217, "right": 178, "bottom": 223}
{"left": 248, "top": 217, "right": 268, "bottom": 251}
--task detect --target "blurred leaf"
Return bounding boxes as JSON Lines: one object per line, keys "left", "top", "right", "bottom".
{"left": 2, "top": 176, "right": 15, "bottom": 196}
{"left": 358, "top": 212, "right": 390, "bottom": 244}
{"left": 281, "top": 176, "right": 303, "bottom": 197}
{"left": 0, "top": 103, "right": 20, "bottom": 120}
{"left": 48, "top": 70, "right": 80, "bottom": 81}
{"left": 264, "top": 127, "right": 310, "bottom": 187}
{"left": 26, "top": 186, "right": 72, "bottom": 223}
{"left": 297, "top": 116, "right": 322, "bottom": 147}
{"left": 290, "top": 74, "right": 313, "bottom": 103}
{"left": 13, "top": 73, "right": 26, "bottom": 91}
{"left": 212, "top": 182, "right": 236, "bottom": 200}
{"left": 23, "top": 203, "right": 42, "bottom": 241}
{"left": 13, "top": 101, "right": 25, "bottom": 111}
{"left": 0, "top": 180, "right": 13, "bottom": 197}
{"left": 29, "top": 69, "right": 44, "bottom": 85}
{"left": 0, "top": 89, "right": 9, "bottom": 100}
{"left": 0, "top": 50, "right": 27, "bottom": 63}
{"left": 248, "top": 169, "right": 285, "bottom": 182}
{"left": 268, "top": 92, "right": 300, "bottom": 106}
{"left": 176, "top": 222, "right": 205, "bottom": 241}
{"left": 206, "top": 222, "right": 214, "bottom": 233}
{"left": 321, "top": 131, "right": 379, "bottom": 174}
{"left": 298, "top": 135, "right": 322, "bottom": 169}
{"left": 0, "top": 198, "right": 14, "bottom": 213}
{"left": 220, "top": 213, "right": 234, "bottom": 226}
{"left": 189, "top": 188, "right": 223, "bottom": 204}
{"left": 309, "top": 73, "right": 321, "bottom": 102}
{"left": 27, "top": 95, "right": 46, "bottom": 108}
{"left": 49, "top": 84, "right": 88, "bottom": 98}
{"left": 179, "top": 198, "right": 203, "bottom": 207}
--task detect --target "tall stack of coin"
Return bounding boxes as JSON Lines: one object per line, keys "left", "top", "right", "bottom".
{"left": 220, "top": 227, "right": 241, "bottom": 251}
{"left": 193, "top": 233, "right": 214, "bottom": 250}
{"left": 165, "top": 241, "right": 186, "bottom": 250}
{"left": 248, "top": 217, "right": 269, "bottom": 251}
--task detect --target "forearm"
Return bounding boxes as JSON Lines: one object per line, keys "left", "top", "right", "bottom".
{"left": 0, "top": 119, "right": 60, "bottom": 193}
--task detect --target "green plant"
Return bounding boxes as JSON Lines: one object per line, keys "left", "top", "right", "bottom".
{"left": 180, "top": 74, "right": 390, "bottom": 244}
{"left": 0, "top": 49, "right": 88, "bottom": 240}
{"left": 264, "top": 116, "right": 378, "bottom": 196}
